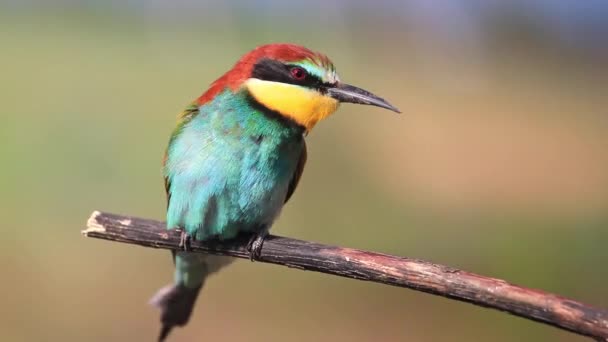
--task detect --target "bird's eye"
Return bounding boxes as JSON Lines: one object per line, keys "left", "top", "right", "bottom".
{"left": 290, "top": 67, "right": 306, "bottom": 80}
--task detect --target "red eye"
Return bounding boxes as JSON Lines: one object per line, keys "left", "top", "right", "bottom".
{"left": 290, "top": 67, "right": 306, "bottom": 80}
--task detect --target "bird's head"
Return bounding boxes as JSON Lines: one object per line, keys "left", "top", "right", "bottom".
{"left": 197, "top": 43, "right": 400, "bottom": 131}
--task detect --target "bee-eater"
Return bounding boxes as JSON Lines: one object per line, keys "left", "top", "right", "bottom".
{"left": 150, "top": 43, "right": 399, "bottom": 341}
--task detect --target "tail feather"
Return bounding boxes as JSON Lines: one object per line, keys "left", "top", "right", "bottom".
{"left": 158, "top": 325, "right": 173, "bottom": 342}
{"left": 150, "top": 284, "right": 202, "bottom": 342}
{"left": 151, "top": 254, "right": 233, "bottom": 341}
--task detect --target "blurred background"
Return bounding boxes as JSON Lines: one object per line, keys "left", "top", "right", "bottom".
{"left": 2, "top": 1, "right": 607, "bottom": 341}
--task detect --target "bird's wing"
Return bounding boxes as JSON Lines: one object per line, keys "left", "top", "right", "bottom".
{"left": 284, "top": 140, "right": 307, "bottom": 204}
{"left": 163, "top": 103, "right": 199, "bottom": 209}
{"left": 163, "top": 152, "right": 172, "bottom": 208}
{"left": 164, "top": 176, "right": 171, "bottom": 208}
{"left": 161, "top": 152, "right": 178, "bottom": 262}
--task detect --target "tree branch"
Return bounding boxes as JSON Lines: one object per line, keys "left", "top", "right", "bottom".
{"left": 82, "top": 210, "right": 608, "bottom": 340}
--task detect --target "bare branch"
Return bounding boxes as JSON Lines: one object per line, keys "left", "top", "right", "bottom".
{"left": 82, "top": 210, "right": 608, "bottom": 340}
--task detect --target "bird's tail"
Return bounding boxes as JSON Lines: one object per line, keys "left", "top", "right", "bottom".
{"left": 150, "top": 282, "right": 202, "bottom": 341}
{"left": 150, "top": 252, "right": 233, "bottom": 341}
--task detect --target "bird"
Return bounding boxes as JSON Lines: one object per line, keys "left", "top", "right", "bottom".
{"left": 149, "top": 43, "right": 400, "bottom": 341}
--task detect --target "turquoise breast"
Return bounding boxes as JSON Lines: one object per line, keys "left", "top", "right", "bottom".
{"left": 164, "top": 90, "right": 304, "bottom": 240}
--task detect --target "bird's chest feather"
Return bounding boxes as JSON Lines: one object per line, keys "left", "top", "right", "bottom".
{"left": 164, "top": 92, "right": 303, "bottom": 240}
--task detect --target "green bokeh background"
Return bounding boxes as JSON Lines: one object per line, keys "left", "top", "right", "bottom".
{"left": 2, "top": 3, "right": 607, "bottom": 341}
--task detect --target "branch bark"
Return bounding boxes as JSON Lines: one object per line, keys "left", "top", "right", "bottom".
{"left": 82, "top": 210, "right": 608, "bottom": 340}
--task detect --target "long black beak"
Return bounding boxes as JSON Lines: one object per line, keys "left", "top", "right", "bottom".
{"left": 327, "top": 83, "right": 401, "bottom": 113}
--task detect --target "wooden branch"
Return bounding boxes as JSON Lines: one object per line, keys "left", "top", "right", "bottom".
{"left": 82, "top": 211, "right": 608, "bottom": 340}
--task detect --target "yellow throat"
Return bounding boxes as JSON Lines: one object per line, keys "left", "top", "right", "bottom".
{"left": 245, "top": 78, "right": 339, "bottom": 131}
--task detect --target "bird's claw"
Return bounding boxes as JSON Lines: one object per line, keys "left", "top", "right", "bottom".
{"left": 179, "top": 230, "right": 192, "bottom": 252}
{"left": 246, "top": 231, "right": 267, "bottom": 261}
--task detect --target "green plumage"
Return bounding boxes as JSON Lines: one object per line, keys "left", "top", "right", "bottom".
{"left": 165, "top": 89, "right": 305, "bottom": 240}
{"left": 151, "top": 88, "right": 306, "bottom": 341}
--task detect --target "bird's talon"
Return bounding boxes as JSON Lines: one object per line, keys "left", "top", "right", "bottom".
{"left": 179, "top": 230, "right": 192, "bottom": 252}
{"left": 246, "top": 232, "right": 267, "bottom": 261}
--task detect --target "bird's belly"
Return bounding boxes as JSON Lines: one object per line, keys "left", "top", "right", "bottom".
{"left": 229, "top": 166, "right": 291, "bottom": 230}
{"left": 166, "top": 138, "right": 301, "bottom": 241}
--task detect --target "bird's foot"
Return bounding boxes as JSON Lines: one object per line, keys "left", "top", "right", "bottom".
{"left": 246, "top": 230, "right": 268, "bottom": 262}
{"left": 179, "top": 230, "right": 193, "bottom": 252}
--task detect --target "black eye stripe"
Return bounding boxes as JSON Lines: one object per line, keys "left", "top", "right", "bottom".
{"left": 251, "top": 58, "right": 322, "bottom": 88}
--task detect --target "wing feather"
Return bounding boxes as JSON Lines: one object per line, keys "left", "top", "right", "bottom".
{"left": 284, "top": 140, "right": 307, "bottom": 204}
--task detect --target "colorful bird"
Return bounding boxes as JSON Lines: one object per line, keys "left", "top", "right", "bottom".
{"left": 150, "top": 43, "right": 400, "bottom": 341}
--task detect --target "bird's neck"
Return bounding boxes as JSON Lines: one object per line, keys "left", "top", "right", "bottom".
{"left": 175, "top": 89, "right": 305, "bottom": 141}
